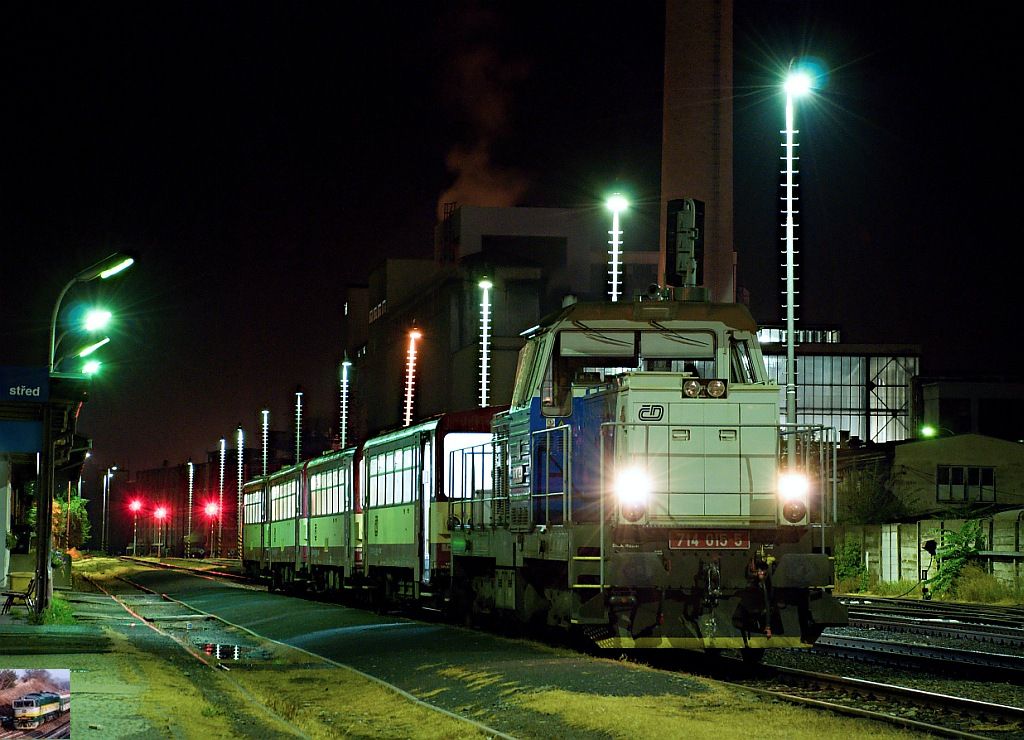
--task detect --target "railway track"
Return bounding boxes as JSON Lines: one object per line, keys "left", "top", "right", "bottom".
{"left": 0, "top": 717, "right": 70, "bottom": 739}
{"left": 812, "top": 633, "right": 1024, "bottom": 682}
{"left": 122, "top": 559, "right": 1024, "bottom": 735}
{"left": 97, "top": 561, "right": 512, "bottom": 739}
{"left": 726, "top": 663, "right": 1024, "bottom": 739}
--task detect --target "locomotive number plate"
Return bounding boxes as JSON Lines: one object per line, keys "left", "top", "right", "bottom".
{"left": 668, "top": 531, "right": 750, "bottom": 549}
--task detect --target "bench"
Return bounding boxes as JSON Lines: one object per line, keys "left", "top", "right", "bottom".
{"left": 1, "top": 577, "right": 36, "bottom": 614}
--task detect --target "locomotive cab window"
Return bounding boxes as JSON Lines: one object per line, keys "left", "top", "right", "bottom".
{"left": 639, "top": 329, "right": 716, "bottom": 375}
{"left": 730, "top": 337, "right": 760, "bottom": 383}
{"left": 542, "top": 330, "right": 639, "bottom": 416}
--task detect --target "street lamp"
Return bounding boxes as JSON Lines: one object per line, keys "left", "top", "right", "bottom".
{"left": 101, "top": 466, "right": 117, "bottom": 552}
{"left": 54, "top": 337, "right": 111, "bottom": 371}
{"left": 129, "top": 499, "right": 142, "bottom": 556}
{"left": 606, "top": 194, "right": 628, "bottom": 302}
{"left": 48, "top": 253, "right": 135, "bottom": 372}
{"left": 52, "top": 308, "right": 112, "bottom": 364}
{"left": 782, "top": 69, "right": 813, "bottom": 469}
{"left": 154, "top": 506, "right": 168, "bottom": 558}
{"left": 920, "top": 424, "right": 955, "bottom": 438}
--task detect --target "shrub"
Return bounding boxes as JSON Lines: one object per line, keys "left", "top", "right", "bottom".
{"left": 927, "top": 520, "right": 983, "bottom": 596}
{"left": 952, "top": 563, "right": 1022, "bottom": 603}
{"left": 833, "top": 536, "right": 868, "bottom": 592}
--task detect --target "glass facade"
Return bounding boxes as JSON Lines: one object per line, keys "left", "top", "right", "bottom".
{"left": 763, "top": 351, "right": 919, "bottom": 444}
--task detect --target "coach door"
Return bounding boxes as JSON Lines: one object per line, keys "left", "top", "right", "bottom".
{"left": 420, "top": 433, "right": 434, "bottom": 585}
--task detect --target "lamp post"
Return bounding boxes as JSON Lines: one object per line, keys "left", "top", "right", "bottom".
{"left": 33, "top": 253, "right": 134, "bottom": 615}
{"left": 782, "top": 70, "right": 812, "bottom": 469}
{"left": 186, "top": 458, "right": 195, "bottom": 558}
{"left": 101, "top": 466, "right": 117, "bottom": 552}
{"left": 48, "top": 253, "right": 134, "bottom": 372}
{"left": 606, "top": 194, "right": 628, "bottom": 302}
{"left": 129, "top": 499, "right": 142, "bottom": 556}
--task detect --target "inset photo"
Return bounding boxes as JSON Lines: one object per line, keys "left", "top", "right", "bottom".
{"left": 0, "top": 669, "right": 71, "bottom": 738}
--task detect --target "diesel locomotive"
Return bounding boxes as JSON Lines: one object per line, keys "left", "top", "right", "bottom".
{"left": 242, "top": 288, "right": 847, "bottom": 656}
{"left": 12, "top": 691, "right": 70, "bottom": 730}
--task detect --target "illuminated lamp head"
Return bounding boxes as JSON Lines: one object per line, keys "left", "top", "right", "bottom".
{"left": 606, "top": 193, "right": 629, "bottom": 213}
{"left": 784, "top": 70, "right": 813, "bottom": 97}
{"left": 409, "top": 328, "right": 422, "bottom": 341}
{"left": 154, "top": 506, "right": 167, "bottom": 520}
{"left": 205, "top": 502, "right": 219, "bottom": 518}
{"left": 82, "top": 359, "right": 101, "bottom": 375}
{"left": 614, "top": 465, "right": 652, "bottom": 522}
{"left": 777, "top": 471, "right": 810, "bottom": 523}
{"left": 84, "top": 309, "right": 112, "bottom": 332}
{"left": 129, "top": 500, "right": 142, "bottom": 513}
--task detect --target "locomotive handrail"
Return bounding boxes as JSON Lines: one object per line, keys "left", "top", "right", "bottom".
{"left": 531, "top": 424, "right": 571, "bottom": 526}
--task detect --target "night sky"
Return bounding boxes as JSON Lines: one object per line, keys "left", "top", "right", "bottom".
{"left": 2, "top": 3, "right": 1017, "bottom": 475}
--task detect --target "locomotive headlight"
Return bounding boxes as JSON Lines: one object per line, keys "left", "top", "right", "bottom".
{"left": 778, "top": 471, "right": 809, "bottom": 501}
{"left": 778, "top": 471, "right": 810, "bottom": 523}
{"left": 615, "top": 465, "right": 652, "bottom": 522}
{"left": 706, "top": 379, "right": 727, "bottom": 398}
{"left": 683, "top": 379, "right": 702, "bottom": 398}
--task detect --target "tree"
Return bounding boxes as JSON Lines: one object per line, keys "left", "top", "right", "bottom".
{"left": 0, "top": 669, "right": 16, "bottom": 690}
{"left": 838, "top": 460, "right": 909, "bottom": 524}
{"left": 55, "top": 492, "right": 91, "bottom": 549}
{"left": 28, "top": 489, "right": 91, "bottom": 550}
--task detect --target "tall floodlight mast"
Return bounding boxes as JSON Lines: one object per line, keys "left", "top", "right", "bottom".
{"left": 403, "top": 328, "right": 422, "bottom": 427}
{"left": 261, "top": 409, "right": 270, "bottom": 477}
{"left": 339, "top": 356, "right": 352, "bottom": 448}
{"left": 606, "top": 194, "right": 628, "bottom": 302}
{"left": 236, "top": 425, "right": 244, "bottom": 559}
{"left": 217, "top": 437, "right": 226, "bottom": 557}
{"left": 478, "top": 279, "right": 493, "bottom": 407}
{"left": 782, "top": 69, "right": 812, "bottom": 470}
{"left": 186, "top": 458, "right": 194, "bottom": 557}
{"left": 294, "top": 389, "right": 303, "bottom": 465}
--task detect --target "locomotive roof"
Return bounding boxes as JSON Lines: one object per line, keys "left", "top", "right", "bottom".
{"left": 16, "top": 692, "right": 61, "bottom": 700}
{"left": 534, "top": 299, "right": 759, "bottom": 334}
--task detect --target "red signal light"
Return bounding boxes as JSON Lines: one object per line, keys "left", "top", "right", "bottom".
{"left": 204, "top": 502, "right": 219, "bottom": 518}
{"left": 129, "top": 500, "right": 142, "bottom": 513}
{"left": 154, "top": 507, "right": 168, "bottom": 520}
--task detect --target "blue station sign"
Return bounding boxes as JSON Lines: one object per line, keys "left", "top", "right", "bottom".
{"left": 1, "top": 366, "right": 49, "bottom": 403}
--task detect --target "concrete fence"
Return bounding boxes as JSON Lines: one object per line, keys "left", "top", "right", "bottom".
{"left": 836, "top": 509, "right": 1024, "bottom": 586}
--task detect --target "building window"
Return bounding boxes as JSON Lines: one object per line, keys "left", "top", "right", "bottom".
{"left": 936, "top": 465, "right": 995, "bottom": 503}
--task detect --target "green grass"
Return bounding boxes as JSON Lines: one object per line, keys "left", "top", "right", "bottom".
{"left": 27, "top": 593, "right": 76, "bottom": 625}
{"left": 952, "top": 563, "right": 1023, "bottom": 603}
